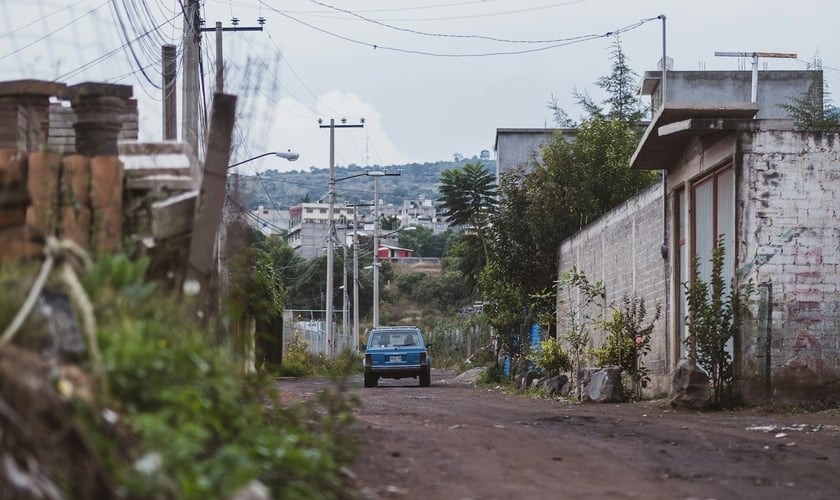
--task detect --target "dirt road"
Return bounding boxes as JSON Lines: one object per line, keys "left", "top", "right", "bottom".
{"left": 277, "top": 370, "right": 840, "bottom": 500}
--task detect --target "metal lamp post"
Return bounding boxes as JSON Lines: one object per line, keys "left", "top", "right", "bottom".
{"left": 372, "top": 222, "right": 414, "bottom": 328}
{"left": 227, "top": 149, "right": 299, "bottom": 170}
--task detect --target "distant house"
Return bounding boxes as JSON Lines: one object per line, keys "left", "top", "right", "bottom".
{"left": 379, "top": 244, "right": 414, "bottom": 260}
{"left": 247, "top": 205, "right": 289, "bottom": 236}
{"left": 557, "top": 69, "right": 840, "bottom": 403}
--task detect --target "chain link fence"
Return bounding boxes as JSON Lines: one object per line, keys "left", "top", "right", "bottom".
{"left": 282, "top": 310, "right": 355, "bottom": 356}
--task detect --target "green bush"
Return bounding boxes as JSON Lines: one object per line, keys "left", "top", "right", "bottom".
{"left": 79, "top": 255, "right": 357, "bottom": 499}
{"left": 528, "top": 337, "right": 571, "bottom": 377}
{"left": 593, "top": 295, "right": 660, "bottom": 400}
{"left": 477, "top": 363, "right": 505, "bottom": 385}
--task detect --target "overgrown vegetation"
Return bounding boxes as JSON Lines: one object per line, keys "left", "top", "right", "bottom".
{"left": 594, "top": 295, "right": 661, "bottom": 400}
{"left": 780, "top": 67, "right": 840, "bottom": 131}
{"left": 684, "top": 237, "right": 754, "bottom": 407}
{"left": 75, "top": 255, "right": 359, "bottom": 499}
{"left": 528, "top": 337, "right": 571, "bottom": 378}
{"left": 556, "top": 267, "right": 605, "bottom": 385}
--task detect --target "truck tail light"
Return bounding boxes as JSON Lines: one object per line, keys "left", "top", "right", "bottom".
{"left": 364, "top": 354, "right": 372, "bottom": 366}
{"left": 420, "top": 352, "right": 427, "bottom": 364}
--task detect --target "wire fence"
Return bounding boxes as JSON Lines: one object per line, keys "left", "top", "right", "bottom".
{"left": 282, "top": 310, "right": 355, "bottom": 356}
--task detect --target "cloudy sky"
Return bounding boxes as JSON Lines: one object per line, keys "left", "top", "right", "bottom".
{"left": 3, "top": 0, "right": 838, "bottom": 172}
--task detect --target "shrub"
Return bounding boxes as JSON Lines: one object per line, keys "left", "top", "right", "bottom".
{"left": 79, "top": 255, "right": 357, "bottom": 499}
{"left": 684, "top": 236, "right": 754, "bottom": 407}
{"left": 528, "top": 337, "right": 571, "bottom": 377}
{"left": 594, "top": 295, "right": 660, "bottom": 400}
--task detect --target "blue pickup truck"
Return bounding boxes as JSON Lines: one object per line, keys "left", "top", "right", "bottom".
{"left": 363, "top": 326, "right": 431, "bottom": 387}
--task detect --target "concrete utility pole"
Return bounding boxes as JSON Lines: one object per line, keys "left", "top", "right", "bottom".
{"left": 200, "top": 17, "right": 265, "bottom": 95}
{"left": 162, "top": 44, "right": 177, "bottom": 140}
{"left": 714, "top": 51, "right": 797, "bottom": 102}
{"left": 182, "top": 0, "right": 201, "bottom": 158}
{"left": 347, "top": 202, "right": 373, "bottom": 351}
{"left": 372, "top": 170, "right": 401, "bottom": 327}
{"left": 319, "top": 118, "right": 364, "bottom": 355}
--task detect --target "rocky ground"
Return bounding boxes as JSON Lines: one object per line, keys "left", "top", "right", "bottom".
{"left": 276, "top": 369, "right": 840, "bottom": 500}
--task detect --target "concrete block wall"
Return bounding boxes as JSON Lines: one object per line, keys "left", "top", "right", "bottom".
{"left": 558, "top": 181, "right": 670, "bottom": 395}
{"left": 739, "top": 129, "right": 840, "bottom": 401}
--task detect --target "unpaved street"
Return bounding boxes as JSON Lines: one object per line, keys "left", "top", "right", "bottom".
{"left": 277, "top": 370, "right": 840, "bottom": 500}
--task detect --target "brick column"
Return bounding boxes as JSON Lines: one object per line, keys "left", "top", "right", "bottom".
{"left": 69, "top": 83, "right": 132, "bottom": 254}
{"left": 0, "top": 149, "right": 40, "bottom": 261}
{"left": 69, "top": 82, "right": 133, "bottom": 157}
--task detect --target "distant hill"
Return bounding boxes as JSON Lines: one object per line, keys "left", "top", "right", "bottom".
{"left": 231, "top": 159, "right": 497, "bottom": 210}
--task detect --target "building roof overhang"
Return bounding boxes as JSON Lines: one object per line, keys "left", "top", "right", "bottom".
{"left": 629, "top": 102, "right": 759, "bottom": 170}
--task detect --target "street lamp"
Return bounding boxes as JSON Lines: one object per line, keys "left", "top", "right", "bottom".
{"left": 370, "top": 170, "right": 401, "bottom": 327}
{"left": 372, "top": 221, "right": 414, "bottom": 328}
{"left": 227, "top": 149, "right": 299, "bottom": 169}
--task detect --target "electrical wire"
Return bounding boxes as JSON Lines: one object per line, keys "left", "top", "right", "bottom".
{"left": 305, "top": 0, "right": 592, "bottom": 44}
{"left": 0, "top": 0, "right": 111, "bottom": 63}
{"left": 259, "top": 3, "right": 658, "bottom": 58}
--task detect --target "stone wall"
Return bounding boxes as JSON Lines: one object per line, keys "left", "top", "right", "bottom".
{"left": 557, "top": 181, "right": 670, "bottom": 396}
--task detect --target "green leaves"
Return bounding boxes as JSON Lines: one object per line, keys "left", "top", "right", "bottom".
{"left": 684, "top": 236, "right": 754, "bottom": 407}
{"left": 82, "top": 253, "right": 155, "bottom": 304}
{"left": 438, "top": 162, "right": 498, "bottom": 269}
{"left": 595, "top": 295, "right": 661, "bottom": 399}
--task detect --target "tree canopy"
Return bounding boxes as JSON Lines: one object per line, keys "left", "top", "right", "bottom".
{"left": 478, "top": 36, "right": 657, "bottom": 362}
{"left": 437, "top": 161, "right": 498, "bottom": 264}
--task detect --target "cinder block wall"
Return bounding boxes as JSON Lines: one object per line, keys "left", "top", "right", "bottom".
{"left": 739, "top": 129, "right": 840, "bottom": 402}
{"left": 557, "top": 181, "right": 670, "bottom": 396}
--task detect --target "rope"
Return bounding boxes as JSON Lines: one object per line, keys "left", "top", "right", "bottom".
{"left": 0, "top": 237, "right": 101, "bottom": 376}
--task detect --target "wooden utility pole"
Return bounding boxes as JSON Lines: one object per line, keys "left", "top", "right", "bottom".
{"left": 162, "top": 44, "right": 177, "bottom": 140}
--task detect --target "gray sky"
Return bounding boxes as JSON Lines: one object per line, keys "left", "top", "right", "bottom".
{"left": 3, "top": 0, "right": 838, "bottom": 172}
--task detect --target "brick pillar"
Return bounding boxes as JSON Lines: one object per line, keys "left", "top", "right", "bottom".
{"left": 69, "top": 83, "right": 131, "bottom": 254}
{"left": 0, "top": 80, "right": 67, "bottom": 152}
{"left": 69, "top": 82, "right": 133, "bottom": 157}
{"left": 0, "top": 149, "right": 40, "bottom": 261}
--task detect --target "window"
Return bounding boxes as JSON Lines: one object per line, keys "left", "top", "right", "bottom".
{"left": 680, "top": 165, "right": 735, "bottom": 357}
{"left": 691, "top": 166, "right": 735, "bottom": 288}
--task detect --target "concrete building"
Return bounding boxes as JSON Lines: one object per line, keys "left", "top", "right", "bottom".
{"left": 493, "top": 128, "right": 576, "bottom": 184}
{"left": 641, "top": 69, "right": 821, "bottom": 118}
{"left": 247, "top": 206, "right": 290, "bottom": 236}
{"left": 557, "top": 70, "right": 840, "bottom": 403}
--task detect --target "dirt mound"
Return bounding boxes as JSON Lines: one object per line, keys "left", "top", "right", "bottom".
{"left": 0, "top": 344, "right": 115, "bottom": 499}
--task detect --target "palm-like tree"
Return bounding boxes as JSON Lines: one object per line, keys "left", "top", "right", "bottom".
{"left": 438, "top": 162, "right": 497, "bottom": 262}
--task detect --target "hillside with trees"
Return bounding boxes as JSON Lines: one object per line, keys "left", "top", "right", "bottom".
{"left": 236, "top": 157, "right": 496, "bottom": 210}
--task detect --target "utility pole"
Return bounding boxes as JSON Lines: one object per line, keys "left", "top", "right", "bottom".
{"left": 162, "top": 44, "right": 177, "bottom": 140}
{"left": 372, "top": 170, "right": 401, "bottom": 327}
{"left": 348, "top": 202, "right": 373, "bottom": 351}
{"left": 200, "top": 17, "right": 265, "bottom": 95}
{"left": 319, "top": 118, "right": 364, "bottom": 355}
{"left": 182, "top": 0, "right": 201, "bottom": 158}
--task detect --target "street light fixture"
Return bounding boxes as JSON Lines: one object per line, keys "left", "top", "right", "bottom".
{"left": 370, "top": 170, "right": 401, "bottom": 327}
{"left": 372, "top": 221, "right": 413, "bottom": 327}
{"left": 227, "top": 149, "right": 299, "bottom": 169}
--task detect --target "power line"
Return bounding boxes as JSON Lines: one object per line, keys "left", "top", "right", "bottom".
{"left": 258, "top": 4, "right": 658, "bottom": 58}
{"left": 0, "top": 0, "right": 111, "bottom": 63}
{"left": 305, "top": 0, "right": 593, "bottom": 44}
{"left": 55, "top": 11, "right": 180, "bottom": 81}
